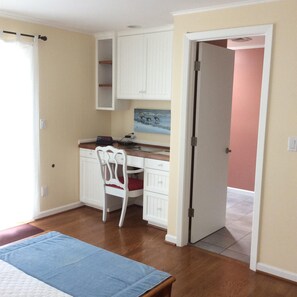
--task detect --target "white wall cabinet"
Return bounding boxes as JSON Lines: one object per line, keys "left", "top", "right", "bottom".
{"left": 143, "top": 159, "right": 170, "bottom": 228}
{"left": 117, "top": 29, "right": 173, "bottom": 100}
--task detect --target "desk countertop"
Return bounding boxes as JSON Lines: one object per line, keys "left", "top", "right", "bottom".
{"left": 79, "top": 142, "right": 170, "bottom": 161}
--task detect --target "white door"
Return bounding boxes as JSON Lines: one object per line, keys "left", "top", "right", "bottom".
{"left": 190, "top": 42, "right": 235, "bottom": 243}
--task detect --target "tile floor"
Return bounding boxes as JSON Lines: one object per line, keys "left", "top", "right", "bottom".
{"left": 192, "top": 188, "right": 254, "bottom": 263}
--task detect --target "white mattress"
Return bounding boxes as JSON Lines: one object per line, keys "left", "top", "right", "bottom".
{"left": 0, "top": 260, "right": 71, "bottom": 297}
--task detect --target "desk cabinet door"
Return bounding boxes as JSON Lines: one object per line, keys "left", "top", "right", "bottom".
{"left": 143, "top": 191, "right": 168, "bottom": 228}
{"left": 80, "top": 156, "right": 104, "bottom": 208}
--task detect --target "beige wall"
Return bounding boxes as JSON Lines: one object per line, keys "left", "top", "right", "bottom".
{"left": 111, "top": 100, "right": 170, "bottom": 146}
{"left": 169, "top": 0, "right": 297, "bottom": 273}
{"left": 0, "top": 17, "right": 111, "bottom": 212}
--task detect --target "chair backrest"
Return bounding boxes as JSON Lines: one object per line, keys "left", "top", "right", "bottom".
{"left": 95, "top": 146, "right": 128, "bottom": 190}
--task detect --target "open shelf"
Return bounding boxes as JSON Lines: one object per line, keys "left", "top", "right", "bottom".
{"left": 96, "top": 33, "right": 129, "bottom": 110}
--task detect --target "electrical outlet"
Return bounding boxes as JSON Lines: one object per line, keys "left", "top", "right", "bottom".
{"left": 41, "top": 186, "right": 48, "bottom": 198}
{"left": 40, "top": 119, "right": 47, "bottom": 129}
{"left": 288, "top": 137, "right": 297, "bottom": 152}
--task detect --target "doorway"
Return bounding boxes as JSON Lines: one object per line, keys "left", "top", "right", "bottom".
{"left": 176, "top": 25, "right": 273, "bottom": 271}
{"left": 190, "top": 41, "right": 264, "bottom": 264}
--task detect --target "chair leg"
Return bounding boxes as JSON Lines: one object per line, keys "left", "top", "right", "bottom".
{"left": 102, "top": 193, "right": 107, "bottom": 223}
{"left": 119, "top": 195, "right": 128, "bottom": 227}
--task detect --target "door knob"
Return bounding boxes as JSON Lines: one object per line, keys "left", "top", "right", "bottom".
{"left": 225, "top": 147, "right": 232, "bottom": 154}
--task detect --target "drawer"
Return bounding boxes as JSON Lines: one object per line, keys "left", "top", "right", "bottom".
{"left": 80, "top": 148, "right": 97, "bottom": 159}
{"left": 80, "top": 148, "right": 144, "bottom": 168}
{"left": 144, "top": 168, "right": 169, "bottom": 195}
{"left": 145, "top": 158, "right": 170, "bottom": 171}
{"left": 109, "top": 154, "right": 144, "bottom": 168}
{"left": 127, "top": 155, "right": 144, "bottom": 168}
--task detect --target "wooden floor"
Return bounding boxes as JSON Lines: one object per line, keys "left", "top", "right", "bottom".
{"left": 31, "top": 206, "right": 297, "bottom": 297}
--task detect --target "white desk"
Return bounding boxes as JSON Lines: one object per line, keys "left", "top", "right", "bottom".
{"left": 79, "top": 148, "right": 169, "bottom": 228}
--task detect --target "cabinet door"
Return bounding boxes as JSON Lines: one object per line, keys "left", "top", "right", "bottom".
{"left": 145, "top": 31, "right": 173, "bottom": 100}
{"left": 143, "top": 191, "right": 168, "bottom": 228}
{"left": 117, "top": 34, "right": 146, "bottom": 99}
{"left": 80, "top": 156, "right": 104, "bottom": 208}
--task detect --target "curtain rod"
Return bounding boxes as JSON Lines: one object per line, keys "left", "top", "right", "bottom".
{"left": 2, "top": 30, "right": 47, "bottom": 41}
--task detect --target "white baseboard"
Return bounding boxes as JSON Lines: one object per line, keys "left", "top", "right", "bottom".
{"left": 34, "top": 202, "right": 84, "bottom": 220}
{"left": 257, "top": 263, "right": 297, "bottom": 283}
{"left": 227, "top": 186, "right": 255, "bottom": 197}
{"left": 165, "top": 234, "right": 177, "bottom": 245}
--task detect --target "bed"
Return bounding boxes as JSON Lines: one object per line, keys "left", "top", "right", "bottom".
{"left": 0, "top": 231, "right": 175, "bottom": 297}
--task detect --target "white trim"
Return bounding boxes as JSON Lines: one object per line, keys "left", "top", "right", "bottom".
{"left": 172, "top": 0, "right": 279, "bottom": 16}
{"left": 176, "top": 25, "right": 273, "bottom": 274}
{"left": 257, "top": 263, "right": 297, "bottom": 283}
{"left": 250, "top": 24, "right": 273, "bottom": 271}
{"left": 165, "top": 234, "right": 177, "bottom": 245}
{"left": 227, "top": 187, "right": 255, "bottom": 197}
{"left": 34, "top": 202, "right": 83, "bottom": 220}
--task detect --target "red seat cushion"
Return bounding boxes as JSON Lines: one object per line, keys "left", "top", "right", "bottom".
{"left": 107, "top": 177, "right": 143, "bottom": 191}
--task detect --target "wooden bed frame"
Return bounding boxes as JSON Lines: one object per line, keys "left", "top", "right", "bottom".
{"left": 143, "top": 276, "right": 175, "bottom": 297}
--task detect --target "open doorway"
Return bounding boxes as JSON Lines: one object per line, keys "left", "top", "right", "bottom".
{"left": 191, "top": 38, "right": 265, "bottom": 264}
{"left": 176, "top": 25, "right": 273, "bottom": 271}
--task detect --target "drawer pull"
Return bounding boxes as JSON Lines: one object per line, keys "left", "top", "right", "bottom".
{"left": 158, "top": 181, "right": 163, "bottom": 184}
{"left": 157, "top": 207, "right": 162, "bottom": 211}
{"left": 158, "top": 164, "right": 163, "bottom": 167}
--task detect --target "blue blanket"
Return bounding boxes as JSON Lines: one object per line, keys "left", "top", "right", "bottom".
{"left": 0, "top": 231, "right": 170, "bottom": 297}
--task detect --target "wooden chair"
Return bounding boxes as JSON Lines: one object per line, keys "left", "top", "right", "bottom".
{"left": 95, "top": 146, "right": 144, "bottom": 227}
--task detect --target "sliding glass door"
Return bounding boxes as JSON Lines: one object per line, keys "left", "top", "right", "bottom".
{"left": 0, "top": 35, "right": 39, "bottom": 230}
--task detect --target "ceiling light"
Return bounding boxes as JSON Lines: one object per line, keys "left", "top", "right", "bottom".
{"left": 127, "top": 25, "right": 141, "bottom": 29}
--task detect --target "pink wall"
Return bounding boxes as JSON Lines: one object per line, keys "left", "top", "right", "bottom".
{"left": 227, "top": 48, "right": 264, "bottom": 191}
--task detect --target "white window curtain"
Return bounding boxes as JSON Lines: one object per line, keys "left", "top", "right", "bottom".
{"left": 0, "top": 32, "right": 40, "bottom": 229}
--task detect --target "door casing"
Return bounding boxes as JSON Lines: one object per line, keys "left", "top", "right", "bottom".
{"left": 175, "top": 24, "right": 273, "bottom": 271}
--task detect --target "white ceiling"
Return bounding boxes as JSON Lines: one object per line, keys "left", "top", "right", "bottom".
{"left": 0, "top": 0, "right": 275, "bottom": 34}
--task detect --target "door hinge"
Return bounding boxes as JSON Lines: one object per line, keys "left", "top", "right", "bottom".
{"left": 194, "top": 60, "right": 201, "bottom": 72}
{"left": 188, "top": 208, "right": 195, "bottom": 218}
{"left": 191, "top": 136, "right": 197, "bottom": 147}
